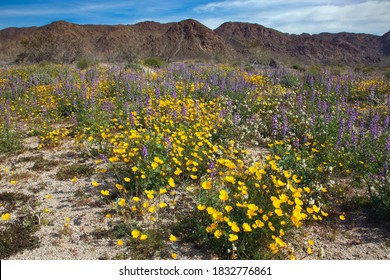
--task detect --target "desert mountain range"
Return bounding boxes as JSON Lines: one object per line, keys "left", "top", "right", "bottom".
{"left": 0, "top": 19, "right": 389, "bottom": 66}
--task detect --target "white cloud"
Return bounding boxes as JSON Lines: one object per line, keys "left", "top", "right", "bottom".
{"left": 193, "top": 0, "right": 390, "bottom": 35}
{"left": 0, "top": 0, "right": 388, "bottom": 35}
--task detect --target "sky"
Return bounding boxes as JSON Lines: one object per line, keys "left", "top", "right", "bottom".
{"left": 0, "top": 0, "right": 389, "bottom": 35}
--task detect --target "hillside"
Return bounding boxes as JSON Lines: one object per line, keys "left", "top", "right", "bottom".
{"left": 0, "top": 19, "right": 389, "bottom": 65}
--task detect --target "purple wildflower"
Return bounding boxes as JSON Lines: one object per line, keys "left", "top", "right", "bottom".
{"left": 386, "top": 137, "right": 390, "bottom": 158}
{"left": 272, "top": 115, "right": 278, "bottom": 136}
{"left": 100, "top": 154, "right": 109, "bottom": 163}
{"left": 165, "top": 135, "right": 172, "bottom": 154}
{"left": 141, "top": 145, "right": 149, "bottom": 159}
{"left": 336, "top": 118, "right": 345, "bottom": 149}
{"left": 351, "top": 130, "right": 357, "bottom": 150}
{"left": 369, "top": 114, "right": 379, "bottom": 143}
{"left": 293, "top": 138, "right": 300, "bottom": 151}
{"left": 233, "top": 113, "right": 240, "bottom": 126}
{"left": 208, "top": 160, "right": 217, "bottom": 180}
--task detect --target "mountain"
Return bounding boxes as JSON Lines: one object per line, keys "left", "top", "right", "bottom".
{"left": 0, "top": 19, "right": 388, "bottom": 66}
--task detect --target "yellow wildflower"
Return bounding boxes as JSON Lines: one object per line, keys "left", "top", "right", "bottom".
{"left": 197, "top": 204, "right": 206, "bottom": 211}
{"left": 214, "top": 229, "right": 223, "bottom": 239}
{"left": 242, "top": 223, "right": 252, "bottom": 232}
{"left": 201, "top": 180, "right": 212, "bottom": 190}
{"left": 101, "top": 190, "right": 110, "bottom": 196}
{"left": 2, "top": 213, "right": 11, "bottom": 221}
{"left": 228, "top": 234, "right": 238, "bottom": 242}
{"left": 118, "top": 198, "right": 126, "bottom": 206}
{"left": 292, "top": 175, "right": 302, "bottom": 183}
{"left": 159, "top": 202, "right": 168, "bottom": 208}
{"left": 168, "top": 177, "right": 175, "bottom": 187}
{"left": 140, "top": 234, "right": 148, "bottom": 241}
{"left": 91, "top": 181, "right": 99, "bottom": 187}
{"left": 131, "top": 230, "right": 141, "bottom": 239}
{"left": 219, "top": 190, "right": 229, "bottom": 201}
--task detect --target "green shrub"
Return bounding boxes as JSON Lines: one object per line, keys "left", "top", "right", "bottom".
{"left": 143, "top": 57, "right": 167, "bottom": 68}
{"left": 76, "top": 58, "right": 96, "bottom": 70}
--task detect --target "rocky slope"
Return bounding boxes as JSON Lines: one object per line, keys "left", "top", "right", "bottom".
{"left": 0, "top": 19, "right": 389, "bottom": 65}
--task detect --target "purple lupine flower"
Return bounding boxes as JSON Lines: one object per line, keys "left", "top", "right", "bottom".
{"left": 165, "top": 135, "right": 172, "bottom": 154}
{"left": 387, "top": 95, "right": 390, "bottom": 115}
{"left": 303, "top": 134, "right": 308, "bottom": 145}
{"left": 233, "top": 113, "right": 240, "bottom": 126}
{"left": 141, "top": 145, "right": 149, "bottom": 159}
{"left": 326, "top": 78, "right": 332, "bottom": 94}
{"left": 272, "top": 115, "right": 278, "bottom": 136}
{"left": 369, "top": 86, "right": 375, "bottom": 104}
{"left": 155, "top": 87, "right": 160, "bottom": 101}
{"left": 221, "top": 78, "right": 225, "bottom": 91}
{"left": 384, "top": 115, "right": 389, "bottom": 130}
{"left": 322, "top": 101, "right": 328, "bottom": 114}
{"left": 129, "top": 112, "right": 136, "bottom": 128}
{"left": 5, "top": 99, "right": 10, "bottom": 126}
{"left": 311, "top": 112, "right": 316, "bottom": 128}
{"left": 297, "top": 93, "right": 303, "bottom": 108}
{"left": 125, "top": 101, "right": 130, "bottom": 116}
{"left": 293, "top": 138, "right": 300, "bottom": 151}
{"left": 281, "top": 104, "right": 288, "bottom": 137}
{"left": 335, "top": 81, "right": 341, "bottom": 94}
{"left": 346, "top": 107, "right": 357, "bottom": 133}
{"left": 100, "top": 154, "right": 109, "bottom": 163}
{"left": 386, "top": 137, "right": 390, "bottom": 158}
{"left": 145, "top": 94, "right": 151, "bottom": 118}
{"left": 351, "top": 130, "right": 357, "bottom": 150}
{"left": 208, "top": 160, "right": 217, "bottom": 180}
{"left": 335, "top": 118, "right": 345, "bottom": 149}
{"left": 220, "top": 109, "right": 226, "bottom": 119}
{"left": 369, "top": 114, "right": 379, "bottom": 143}
{"left": 250, "top": 114, "right": 256, "bottom": 124}
{"left": 172, "top": 88, "right": 177, "bottom": 100}
{"left": 181, "top": 103, "right": 187, "bottom": 118}
{"left": 102, "top": 100, "right": 114, "bottom": 114}
{"left": 309, "top": 76, "right": 314, "bottom": 89}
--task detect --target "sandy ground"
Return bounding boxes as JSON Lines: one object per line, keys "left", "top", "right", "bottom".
{"left": 1, "top": 137, "right": 389, "bottom": 260}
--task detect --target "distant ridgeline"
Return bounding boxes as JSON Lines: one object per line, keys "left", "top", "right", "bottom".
{"left": 0, "top": 19, "right": 389, "bottom": 66}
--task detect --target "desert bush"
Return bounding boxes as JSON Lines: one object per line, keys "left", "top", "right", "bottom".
{"left": 143, "top": 57, "right": 167, "bottom": 68}
{"left": 76, "top": 57, "right": 96, "bottom": 70}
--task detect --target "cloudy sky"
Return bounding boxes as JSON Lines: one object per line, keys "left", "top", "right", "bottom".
{"left": 0, "top": 0, "right": 389, "bottom": 35}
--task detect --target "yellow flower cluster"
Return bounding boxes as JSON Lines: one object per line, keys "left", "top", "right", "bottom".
{"left": 197, "top": 152, "right": 328, "bottom": 255}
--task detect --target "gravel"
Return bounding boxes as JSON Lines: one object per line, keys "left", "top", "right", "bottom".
{"left": 1, "top": 138, "right": 389, "bottom": 260}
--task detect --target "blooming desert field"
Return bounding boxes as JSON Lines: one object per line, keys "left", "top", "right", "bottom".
{"left": 0, "top": 63, "right": 389, "bottom": 260}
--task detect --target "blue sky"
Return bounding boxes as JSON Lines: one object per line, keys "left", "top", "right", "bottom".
{"left": 0, "top": 0, "right": 389, "bottom": 35}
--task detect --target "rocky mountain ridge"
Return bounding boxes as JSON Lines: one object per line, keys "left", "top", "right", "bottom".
{"left": 0, "top": 19, "right": 389, "bottom": 66}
